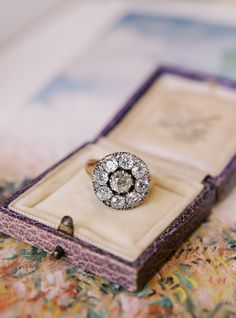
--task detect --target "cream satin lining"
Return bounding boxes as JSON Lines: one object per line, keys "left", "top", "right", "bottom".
{"left": 9, "top": 75, "right": 236, "bottom": 262}
{"left": 9, "top": 142, "right": 203, "bottom": 261}
{"left": 109, "top": 75, "right": 236, "bottom": 177}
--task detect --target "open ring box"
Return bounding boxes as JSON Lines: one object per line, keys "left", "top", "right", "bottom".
{"left": 1, "top": 66, "right": 236, "bottom": 291}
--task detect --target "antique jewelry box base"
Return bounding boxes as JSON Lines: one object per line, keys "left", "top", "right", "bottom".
{"left": 1, "top": 66, "right": 236, "bottom": 291}
{"left": 0, "top": 179, "right": 214, "bottom": 291}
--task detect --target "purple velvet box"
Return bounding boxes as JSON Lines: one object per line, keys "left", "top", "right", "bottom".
{"left": 1, "top": 66, "right": 236, "bottom": 291}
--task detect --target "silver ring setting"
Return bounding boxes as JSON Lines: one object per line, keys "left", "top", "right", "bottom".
{"left": 92, "top": 152, "right": 151, "bottom": 210}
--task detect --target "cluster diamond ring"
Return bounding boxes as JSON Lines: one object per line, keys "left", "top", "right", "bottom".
{"left": 88, "top": 152, "right": 151, "bottom": 210}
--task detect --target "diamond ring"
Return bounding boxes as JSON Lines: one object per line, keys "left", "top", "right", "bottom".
{"left": 89, "top": 152, "right": 151, "bottom": 210}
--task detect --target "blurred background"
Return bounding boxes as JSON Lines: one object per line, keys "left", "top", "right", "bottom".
{"left": 1, "top": 0, "right": 236, "bottom": 182}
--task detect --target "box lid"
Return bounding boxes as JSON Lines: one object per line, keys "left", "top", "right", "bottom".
{"left": 99, "top": 66, "right": 236, "bottom": 191}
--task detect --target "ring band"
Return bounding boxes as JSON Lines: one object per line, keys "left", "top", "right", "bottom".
{"left": 88, "top": 152, "right": 151, "bottom": 210}
{"left": 86, "top": 159, "right": 99, "bottom": 177}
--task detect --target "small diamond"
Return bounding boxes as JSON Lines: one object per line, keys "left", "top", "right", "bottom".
{"left": 126, "top": 191, "right": 142, "bottom": 207}
{"left": 119, "top": 153, "right": 135, "bottom": 170}
{"left": 110, "top": 195, "right": 125, "bottom": 209}
{"left": 96, "top": 186, "right": 113, "bottom": 201}
{"left": 93, "top": 169, "right": 108, "bottom": 185}
{"left": 93, "top": 182, "right": 100, "bottom": 190}
{"left": 132, "top": 162, "right": 147, "bottom": 179}
{"left": 110, "top": 170, "right": 133, "bottom": 194}
{"left": 135, "top": 178, "right": 149, "bottom": 194}
{"left": 103, "top": 156, "right": 118, "bottom": 173}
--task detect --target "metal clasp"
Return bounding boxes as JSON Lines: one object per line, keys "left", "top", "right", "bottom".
{"left": 58, "top": 215, "right": 74, "bottom": 236}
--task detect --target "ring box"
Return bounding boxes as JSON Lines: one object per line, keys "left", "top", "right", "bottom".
{"left": 1, "top": 66, "right": 236, "bottom": 291}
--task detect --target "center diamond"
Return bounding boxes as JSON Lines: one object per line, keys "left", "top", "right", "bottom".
{"left": 110, "top": 170, "right": 133, "bottom": 194}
